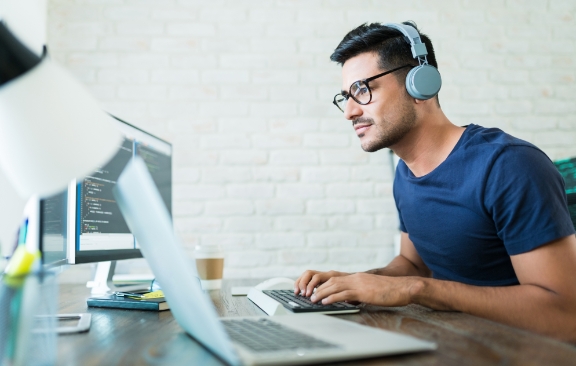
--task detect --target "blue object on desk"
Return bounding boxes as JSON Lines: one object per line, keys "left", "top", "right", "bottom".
{"left": 17, "top": 219, "right": 28, "bottom": 246}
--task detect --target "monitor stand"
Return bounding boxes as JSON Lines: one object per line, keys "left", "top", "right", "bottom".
{"left": 86, "top": 261, "right": 151, "bottom": 296}
{"left": 35, "top": 268, "right": 93, "bottom": 334}
{"left": 54, "top": 313, "right": 92, "bottom": 334}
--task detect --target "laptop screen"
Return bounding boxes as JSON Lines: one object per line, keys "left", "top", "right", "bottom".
{"left": 113, "top": 157, "right": 240, "bottom": 366}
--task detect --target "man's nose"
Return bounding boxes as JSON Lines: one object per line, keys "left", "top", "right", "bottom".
{"left": 344, "top": 98, "right": 363, "bottom": 121}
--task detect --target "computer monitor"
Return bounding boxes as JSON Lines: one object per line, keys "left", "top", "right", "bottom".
{"left": 39, "top": 115, "right": 172, "bottom": 294}
{"left": 39, "top": 189, "right": 93, "bottom": 334}
{"left": 39, "top": 189, "right": 68, "bottom": 269}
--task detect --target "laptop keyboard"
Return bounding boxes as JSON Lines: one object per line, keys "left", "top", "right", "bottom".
{"left": 221, "top": 318, "right": 339, "bottom": 352}
{"left": 263, "top": 290, "right": 358, "bottom": 313}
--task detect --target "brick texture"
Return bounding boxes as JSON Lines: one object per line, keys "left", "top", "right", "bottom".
{"left": 48, "top": 0, "right": 576, "bottom": 281}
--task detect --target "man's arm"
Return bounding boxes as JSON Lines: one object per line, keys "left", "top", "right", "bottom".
{"left": 312, "top": 235, "right": 576, "bottom": 343}
{"left": 413, "top": 234, "right": 576, "bottom": 342}
{"left": 294, "top": 232, "right": 430, "bottom": 297}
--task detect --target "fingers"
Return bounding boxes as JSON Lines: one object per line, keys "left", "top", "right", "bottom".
{"left": 293, "top": 270, "right": 331, "bottom": 296}
{"left": 294, "top": 270, "right": 317, "bottom": 295}
{"left": 321, "top": 290, "right": 356, "bottom": 305}
{"left": 312, "top": 281, "right": 356, "bottom": 305}
{"left": 311, "top": 278, "right": 342, "bottom": 303}
{"left": 310, "top": 275, "right": 363, "bottom": 304}
{"left": 294, "top": 270, "right": 351, "bottom": 297}
{"left": 305, "top": 273, "right": 327, "bottom": 297}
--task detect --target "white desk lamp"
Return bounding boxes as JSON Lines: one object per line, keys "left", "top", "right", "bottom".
{"left": 0, "top": 21, "right": 122, "bottom": 257}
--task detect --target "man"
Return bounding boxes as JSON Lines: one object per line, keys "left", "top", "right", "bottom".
{"left": 294, "top": 22, "right": 576, "bottom": 342}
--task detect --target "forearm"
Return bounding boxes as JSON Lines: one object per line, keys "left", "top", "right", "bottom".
{"left": 366, "top": 255, "right": 431, "bottom": 278}
{"left": 411, "top": 278, "right": 576, "bottom": 343}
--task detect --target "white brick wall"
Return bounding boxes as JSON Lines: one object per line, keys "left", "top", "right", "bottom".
{"left": 48, "top": 0, "right": 576, "bottom": 282}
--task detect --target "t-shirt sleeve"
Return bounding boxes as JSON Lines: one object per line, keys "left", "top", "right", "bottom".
{"left": 483, "top": 145, "right": 575, "bottom": 255}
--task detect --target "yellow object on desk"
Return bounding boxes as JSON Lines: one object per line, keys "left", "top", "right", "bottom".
{"left": 142, "top": 290, "right": 164, "bottom": 299}
{"left": 4, "top": 246, "right": 40, "bottom": 277}
{"left": 115, "top": 290, "right": 164, "bottom": 300}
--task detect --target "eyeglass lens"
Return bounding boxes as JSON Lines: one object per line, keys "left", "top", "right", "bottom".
{"left": 334, "top": 94, "right": 346, "bottom": 111}
{"left": 351, "top": 81, "right": 370, "bottom": 103}
{"left": 335, "top": 80, "right": 371, "bottom": 112}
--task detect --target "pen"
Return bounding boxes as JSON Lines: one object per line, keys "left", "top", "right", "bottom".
{"left": 114, "top": 291, "right": 147, "bottom": 299}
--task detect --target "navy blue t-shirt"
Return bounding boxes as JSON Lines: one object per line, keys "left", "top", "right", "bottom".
{"left": 394, "top": 124, "right": 575, "bottom": 286}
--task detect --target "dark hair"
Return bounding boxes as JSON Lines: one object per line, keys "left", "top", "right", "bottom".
{"left": 330, "top": 21, "right": 439, "bottom": 102}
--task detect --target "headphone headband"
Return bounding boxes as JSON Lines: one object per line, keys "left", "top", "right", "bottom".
{"left": 383, "top": 23, "right": 428, "bottom": 60}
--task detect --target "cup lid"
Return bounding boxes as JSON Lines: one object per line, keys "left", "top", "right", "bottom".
{"left": 195, "top": 244, "right": 223, "bottom": 253}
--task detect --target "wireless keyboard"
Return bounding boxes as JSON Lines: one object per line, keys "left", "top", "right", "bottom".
{"left": 262, "top": 290, "right": 359, "bottom": 314}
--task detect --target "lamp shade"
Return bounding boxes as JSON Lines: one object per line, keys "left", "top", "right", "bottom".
{"left": 0, "top": 22, "right": 121, "bottom": 198}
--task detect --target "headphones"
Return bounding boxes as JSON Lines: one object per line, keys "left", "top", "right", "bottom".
{"left": 384, "top": 23, "right": 442, "bottom": 100}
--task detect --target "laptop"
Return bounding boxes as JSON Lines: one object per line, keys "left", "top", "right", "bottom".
{"left": 113, "top": 157, "right": 436, "bottom": 366}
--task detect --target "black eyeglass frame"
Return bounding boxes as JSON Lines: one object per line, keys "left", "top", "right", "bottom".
{"left": 332, "top": 64, "right": 412, "bottom": 112}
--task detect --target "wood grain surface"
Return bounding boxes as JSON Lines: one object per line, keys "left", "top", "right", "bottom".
{"left": 56, "top": 279, "right": 576, "bottom": 366}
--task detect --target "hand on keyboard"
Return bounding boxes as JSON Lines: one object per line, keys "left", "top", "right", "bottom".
{"left": 309, "top": 272, "right": 416, "bottom": 308}
{"left": 263, "top": 290, "right": 358, "bottom": 313}
{"left": 294, "top": 270, "right": 351, "bottom": 297}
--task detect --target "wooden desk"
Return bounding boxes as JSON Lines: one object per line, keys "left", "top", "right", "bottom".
{"left": 57, "top": 279, "right": 576, "bottom": 365}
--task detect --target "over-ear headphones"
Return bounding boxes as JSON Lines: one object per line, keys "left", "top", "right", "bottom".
{"left": 384, "top": 23, "right": 442, "bottom": 100}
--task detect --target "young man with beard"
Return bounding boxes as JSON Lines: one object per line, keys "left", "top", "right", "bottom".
{"left": 294, "top": 22, "right": 576, "bottom": 342}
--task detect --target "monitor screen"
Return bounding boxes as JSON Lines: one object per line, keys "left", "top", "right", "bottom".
{"left": 40, "top": 189, "right": 68, "bottom": 268}
{"left": 67, "top": 115, "right": 172, "bottom": 264}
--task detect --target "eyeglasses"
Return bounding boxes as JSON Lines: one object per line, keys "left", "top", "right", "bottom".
{"left": 332, "top": 64, "right": 411, "bottom": 112}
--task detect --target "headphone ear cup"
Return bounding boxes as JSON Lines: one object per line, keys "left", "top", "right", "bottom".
{"left": 405, "top": 65, "right": 442, "bottom": 100}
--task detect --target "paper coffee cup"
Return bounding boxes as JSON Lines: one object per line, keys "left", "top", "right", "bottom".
{"left": 195, "top": 245, "right": 224, "bottom": 290}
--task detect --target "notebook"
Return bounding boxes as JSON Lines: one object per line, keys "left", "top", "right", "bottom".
{"left": 87, "top": 293, "right": 169, "bottom": 311}
{"left": 113, "top": 157, "right": 436, "bottom": 366}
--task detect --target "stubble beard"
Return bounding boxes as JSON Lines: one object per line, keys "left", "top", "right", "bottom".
{"left": 355, "top": 99, "right": 417, "bottom": 153}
